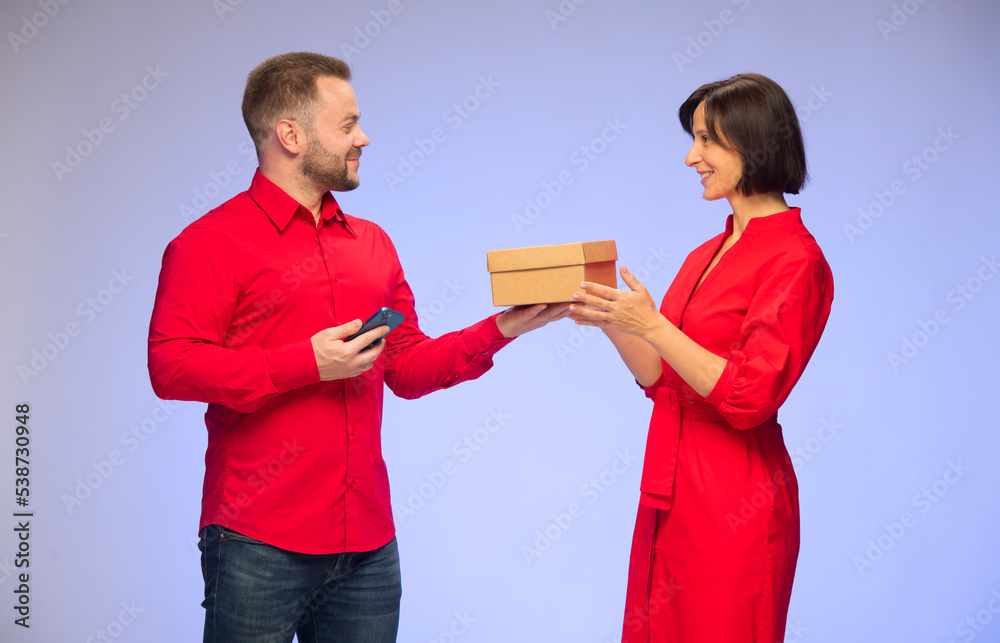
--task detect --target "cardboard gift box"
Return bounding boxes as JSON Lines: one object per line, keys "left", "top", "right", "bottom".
{"left": 487, "top": 240, "right": 618, "bottom": 306}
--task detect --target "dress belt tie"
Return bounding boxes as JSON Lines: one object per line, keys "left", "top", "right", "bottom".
{"left": 638, "top": 386, "right": 727, "bottom": 508}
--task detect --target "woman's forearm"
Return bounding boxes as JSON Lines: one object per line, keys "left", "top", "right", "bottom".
{"left": 569, "top": 267, "right": 727, "bottom": 397}
{"left": 602, "top": 328, "right": 663, "bottom": 387}
{"left": 642, "top": 318, "right": 727, "bottom": 398}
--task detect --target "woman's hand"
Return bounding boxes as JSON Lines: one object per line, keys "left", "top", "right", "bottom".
{"left": 568, "top": 265, "right": 665, "bottom": 339}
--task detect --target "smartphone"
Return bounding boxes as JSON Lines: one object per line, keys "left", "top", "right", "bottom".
{"left": 344, "top": 307, "right": 405, "bottom": 351}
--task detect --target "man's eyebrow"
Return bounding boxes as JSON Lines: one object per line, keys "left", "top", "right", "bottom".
{"left": 340, "top": 113, "right": 360, "bottom": 124}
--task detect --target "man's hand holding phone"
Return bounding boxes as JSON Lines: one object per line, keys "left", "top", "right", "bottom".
{"left": 311, "top": 308, "right": 405, "bottom": 381}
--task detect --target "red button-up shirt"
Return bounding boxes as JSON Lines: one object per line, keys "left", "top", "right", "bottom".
{"left": 148, "top": 170, "right": 512, "bottom": 554}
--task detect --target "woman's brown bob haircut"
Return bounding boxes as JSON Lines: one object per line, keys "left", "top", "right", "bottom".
{"left": 242, "top": 52, "right": 352, "bottom": 154}
{"left": 679, "top": 73, "right": 807, "bottom": 196}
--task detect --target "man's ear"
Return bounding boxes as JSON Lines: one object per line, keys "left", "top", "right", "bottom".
{"left": 275, "top": 119, "right": 304, "bottom": 155}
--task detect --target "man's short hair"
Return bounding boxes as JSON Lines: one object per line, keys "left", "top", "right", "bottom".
{"left": 242, "top": 52, "right": 351, "bottom": 153}
{"left": 678, "top": 73, "right": 807, "bottom": 196}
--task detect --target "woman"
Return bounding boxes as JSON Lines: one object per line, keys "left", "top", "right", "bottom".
{"left": 568, "top": 73, "right": 833, "bottom": 641}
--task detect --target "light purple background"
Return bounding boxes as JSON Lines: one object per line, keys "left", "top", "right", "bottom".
{"left": 2, "top": 1, "right": 999, "bottom": 641}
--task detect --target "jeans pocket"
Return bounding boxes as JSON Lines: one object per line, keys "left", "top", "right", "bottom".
{"left": 218, "top": 526, "right": 264, "bottom": 545}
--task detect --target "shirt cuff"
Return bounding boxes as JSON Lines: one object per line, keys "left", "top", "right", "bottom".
{"left": 266, "top": 339, "right": 320, "bottom": 394}
{"left": 469, "top": 313, "right": 515, "bottom": 362}
{"left": 705, "top": 359, "right": 736, "bottom": 408}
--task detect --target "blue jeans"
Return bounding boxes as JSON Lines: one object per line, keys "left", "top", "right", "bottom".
{"left": 199, "top": 525, "right": 401, "bottom": 643}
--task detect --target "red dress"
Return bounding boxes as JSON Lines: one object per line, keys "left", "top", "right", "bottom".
{"left": 622, "top": 208, "right": 833, "bottom": 642}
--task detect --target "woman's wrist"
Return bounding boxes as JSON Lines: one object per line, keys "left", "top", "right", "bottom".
{"left": 641, "top": 314, "right": 673, "bottom": 344}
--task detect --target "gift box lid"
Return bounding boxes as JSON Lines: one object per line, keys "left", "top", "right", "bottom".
{"left": 486, "top": 240, "right": 617, "bottom": 273}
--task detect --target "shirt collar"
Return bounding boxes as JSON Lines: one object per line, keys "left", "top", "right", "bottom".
{"left": 248, "top": 169, "right": 356, "bottom": 236}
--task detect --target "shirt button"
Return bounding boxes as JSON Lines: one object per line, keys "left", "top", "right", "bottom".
{"left": 350, "top": 428, "right": 357, "bottom": 436}
{"left": 349, "top": 480, "right": 356, "bottom": 488}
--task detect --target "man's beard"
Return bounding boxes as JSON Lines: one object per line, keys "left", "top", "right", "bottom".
{"left": 301, "top": 131, "right": 359, "bottom": 192}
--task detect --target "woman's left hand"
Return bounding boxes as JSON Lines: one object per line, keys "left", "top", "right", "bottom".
{"left": 568, "top": 265, "right": 664, "bottom": 338}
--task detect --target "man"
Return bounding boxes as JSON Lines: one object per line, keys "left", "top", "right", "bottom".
{"left": 147, "top": 52, "right": 566, "bottom": 642}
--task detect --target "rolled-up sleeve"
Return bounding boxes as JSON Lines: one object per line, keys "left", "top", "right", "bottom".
{"left": 704, "top": 251, "right": 833, "bottom": 430}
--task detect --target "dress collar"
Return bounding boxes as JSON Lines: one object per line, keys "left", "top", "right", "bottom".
{"left": 724, "top": 207, "right": 801, "bottom": 237}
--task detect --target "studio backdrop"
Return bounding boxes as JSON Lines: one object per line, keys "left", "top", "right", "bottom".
{"left": 2, "top": 1, "right": 998, "bottom": 641}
